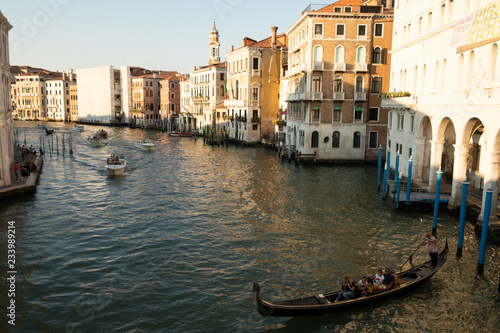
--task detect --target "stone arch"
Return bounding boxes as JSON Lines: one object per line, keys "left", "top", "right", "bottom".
{"left": 415, "top": 116, "right": 433, "bottom": 183}
{"left": 460, "top": 118, "right": 486, "bottom": 191}
{"left": 436, "top": 117, "right": 457, "bottom": 174}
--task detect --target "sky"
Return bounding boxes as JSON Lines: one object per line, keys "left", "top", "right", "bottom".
{"left": 1, "top": 0, "right": 316, "bottom": 74}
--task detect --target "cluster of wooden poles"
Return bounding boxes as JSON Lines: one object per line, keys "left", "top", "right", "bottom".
{"left": 375, "top": 146, "right": 498, "bottom": 289}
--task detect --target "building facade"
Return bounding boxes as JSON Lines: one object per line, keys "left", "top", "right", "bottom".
{"left": 160, "top": 75, "right": 181, "bottom": 129}
{"left": 382, "top": 0, "right": 500, "bottom": 224}
{"left": 45, "top": 70, "right": 75, "bottom": 122}
{"left": 179, "top": 75, "right": 192, "bottom": 131}
{"left": 224, "top": 27, "right": 287, "bottom": 143}
{"left": 69, "top": 82, "right": 78, "bottom": 122}
{"left": 189, "top": 23, "right": 226, "bottom": 132}
{"left": 0, "top": 11, "right": 13, "bottom": 187}
{"left": 284, "top": 0, "right": 393, "bottom": 161}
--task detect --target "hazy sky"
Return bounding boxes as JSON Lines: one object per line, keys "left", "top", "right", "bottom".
{"left": 1, "top": 0, "right": 315, "bottom": 74}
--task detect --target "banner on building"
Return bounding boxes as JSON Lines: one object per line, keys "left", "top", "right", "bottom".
{"left": 451, "top": 0, "right": 500, "bottom": 53}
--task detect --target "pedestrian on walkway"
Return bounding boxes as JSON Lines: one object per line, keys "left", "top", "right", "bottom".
{"left": 14, "top": 162, "right": 19, "bottom": 181}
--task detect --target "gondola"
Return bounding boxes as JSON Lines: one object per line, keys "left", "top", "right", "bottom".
{"left": 253, "top": 240, "right": 449, "bottom": 317}
{"left": 45, "top": 128, "right": 55, "bottom": 135}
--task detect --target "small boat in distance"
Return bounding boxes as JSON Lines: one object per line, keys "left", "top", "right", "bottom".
{"left": 86, "top": 136, "right": 103, "bottom": 147}
{"left": 169, "top": 131, "right": 192, "bottom": 137}
{"left": 71, "top": 125, "right": 85, "bottom": 132}
{"left": 96, "top": 129, "right": 108, "bottom": 138}
{"left": 45, "top": 128, "right": 55, "bottom": 135}
{"left": 253, "top": 241, "right": 449, "bottom": 317}
{"left": 135, "top": 140, "right": 155, "bottom": 150}
{"left": 106, "top": 154, "right": 126, "bottom": 176}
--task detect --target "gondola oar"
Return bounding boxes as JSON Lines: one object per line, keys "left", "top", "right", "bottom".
{"left": 399, "top": 242, "right": 424, "bottom": 271}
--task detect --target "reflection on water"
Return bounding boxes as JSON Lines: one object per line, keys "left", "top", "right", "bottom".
{"left": 0, "top": 122, "right": 499, "bottom": 333}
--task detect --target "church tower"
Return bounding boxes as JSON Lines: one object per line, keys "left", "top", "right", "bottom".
{"left": 208, "top": 22, "right": 220, "bottom": 65}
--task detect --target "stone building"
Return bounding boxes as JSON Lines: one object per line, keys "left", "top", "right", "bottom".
{"left": 382, "top": 0, "right": 500, "bottom": 225}
{"left": 0, "top": 11, "right": 12, "bottom": 187}
{"left": 160, "top": 74, "right": 182, "bottom": 129}
{"left": 224, "top": 27, "right": 287, "bottom": 143}
{"left": 189, "top": 23, "right": 226, "bottom": 132}
{"left": 284, "top": 0, "right": 394, "bottom": 161}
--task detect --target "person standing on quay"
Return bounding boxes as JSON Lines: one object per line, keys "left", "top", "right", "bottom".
{"left": 422, "top": 232, "right": 438, "bottom": 268}
{"left": 14, "top": 162, "right": 19, "bottom": 181}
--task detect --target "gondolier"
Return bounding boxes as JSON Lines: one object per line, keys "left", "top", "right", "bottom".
{"left": 422, "top": 232, "right": 438, "bottom": 268}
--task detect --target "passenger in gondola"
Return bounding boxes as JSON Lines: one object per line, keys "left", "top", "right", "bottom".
{"left": 378, "top": 268, "right": 396, "bottom": 290}
{"left": 358, "top": 276, "right": 369, "bottom": 291}
{"left": 374, "top": 269, "right": 384, "bottom": 287}
{"left": 335, "top": 277, "right": 357, "bottom": 302}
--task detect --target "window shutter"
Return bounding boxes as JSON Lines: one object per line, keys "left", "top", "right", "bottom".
{"left": 382, "top": 48, "right": 387, "bottom": 65}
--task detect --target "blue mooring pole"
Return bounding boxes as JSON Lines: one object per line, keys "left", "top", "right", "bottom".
{"left": 377, "top": 145, "right": 382, "bottom": 189}
{"left": 432, "top": 168, "right": 443, "bottom": 236}
{"left": 394, "top": 154, "right": 400, "bottom": 183}
{"left": 456, "top": 180, "right": 470, "bottom": 258}
{"left": 386, "top": 149, "right": 391, "bottom": 194}
{"left": 396, "top": 172, "right": 402, "bottom": 208}
{"left": 477, "top": 188, "right": 493, "bottom": 275}
{"left": 406, "top": 157, "right": 413, "bottom": 205}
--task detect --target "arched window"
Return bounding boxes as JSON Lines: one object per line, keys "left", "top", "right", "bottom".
{"left": 335, "top": 46, "right": 345, "bottom": 63}
{"left": 487, "top": 44, "right": 498, "bottom": 87}
{"left": 373, "top": 47, "right": 382, "bottom": 64}
{"left": 456, "top": 53, "right": 464, "bottom": 90}
{"left": 465, "top": 51, "right": 475, "bottom": 90}
{"left": 334, "top": 75, "right": 343, "bottom": 92}
{"left": 421, "top": 65, "right": 427, "bottom": 93}
{"left": 332, "top": 131, "right": 340, "bottom": 148}
{"left": 313, "top": 45, "right": 323, "bottom": 63}
{"left": 355, "top": 76, "right": 364, "bottom": 92}
{"left": 371, "top": 76, "right": 382, "bottom": 94}
{"left": 356, "top": 46, "right": 366, "bottom": 63}
{"left": 312, "top": 76, "right": 322, "bottom": 92}
{"left": 440, "top": 59, "right": 447, "bottom": 93}
{"left": 413, "top": 66, "right": 418, "bottom": 94}
{"left": 353, "top": 131, "right": 361, "bottom": 148}
{"left": 311, "top": 131, "right": 319, "bottom": 148}
{"left": 433, "top": 61, "right": 440, "bottom": 93}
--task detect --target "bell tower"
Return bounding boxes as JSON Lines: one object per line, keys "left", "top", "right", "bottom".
{"left": 209, "top": 21, "right": 220, "bottom": 65}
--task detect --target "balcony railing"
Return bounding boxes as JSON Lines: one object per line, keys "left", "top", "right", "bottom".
{"left": 356, "top": 63, "right": 368, "bottom": 72}
{"left": 313, "top": 62, "right": 324, "bottom": 71}
{"left": 334, "top": 62, "right": 346, "bottom": 71}
{"left": 333, "top": 92, "right": 345, "bottom": 101}
{"left": 287, "top": 92, "right": 302, "bottom": 101}
{"left": 303, "top": 92, "right": 323, "bottom": 100}
{"left": 354, "top": 92, "right": 367, "bottom": 101}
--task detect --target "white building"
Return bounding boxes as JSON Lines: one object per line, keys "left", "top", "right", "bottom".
{"left": 76, "top": 66, "right": 128, "bottom": 123}
{"left": 179, "top": 75, "right": 192, "bottom": 131}
{"left": 382, "top": 0, "right": 500, "bottom": 224}
{"left": 0, "top": 11, "right": 13, "bottom": 187}
{"left": 45, "top": 70, "right": 75, "bottom": 122}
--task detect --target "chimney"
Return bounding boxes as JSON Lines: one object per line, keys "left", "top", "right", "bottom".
{"left": 231, "top": 45, "right": 234, "bottom": 52}
{"left": 243, "top": 37, "right": 249, "bottom": 47}
{"left": 271, "top": 26, "right": 278, "bottom": 49}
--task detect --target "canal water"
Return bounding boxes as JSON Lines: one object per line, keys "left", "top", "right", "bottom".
{"left": 1, "top": 122, "right": 499, "bottom": 333}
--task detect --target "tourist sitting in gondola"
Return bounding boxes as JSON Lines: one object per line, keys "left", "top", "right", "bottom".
{"left": 335, "top": 277, "right": 358, "bottom": 302}
{"left": 378, "top": 268, "right": 396, "bottom": 290}
{"left": 374, "top": 269, "right": 384, "bottom": 288}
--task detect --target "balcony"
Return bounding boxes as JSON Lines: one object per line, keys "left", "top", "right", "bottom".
{"left": 334, "top": 62, "right": 346, "bottom": 71}
{"left": 287, "top": 92, "right": 303, "bottom": 102}
{"left": 313, "top": 62, "right": 324, "bottom": 71}
{"left": 356, "top": 63, "right": 368, "bottom": 72}
{"left": 354, "top": 92, "right": 367, "bottom": 101}
{"left": 333, "top": 92, "right": 345, "bottom": 101}
{"left": 224, "top": 99, "right": 247, "bottom": 108}
{"left": 252, "top": 69, "right": 261, "bottom": 77}
{"left": 303, "top": 92, "right": 323, "bottom": 100}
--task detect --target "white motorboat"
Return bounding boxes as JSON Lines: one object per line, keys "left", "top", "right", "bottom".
{"left": 106, "top": 155, "right": 126, "bottom": 175}
{"left": 71, "top": 125, "right": 85, "bottom": 132}
{"left": 96, "top": 129, "right": 108, "bottom": 138}
{"left": 86, "top": 136, "right": 103, "bottom": 147}
{"left": 134, "top": 140, "right": 155, "bottom": 150}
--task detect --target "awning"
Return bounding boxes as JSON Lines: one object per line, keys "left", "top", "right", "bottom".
{"left": 334, "top": 106, "right": 341, "bottom": 110}
{"left": 312, "top": 106, "right": 320, "bottom": 110}
{"left": 355, "top": 106, "right": 362, "bottom": 111}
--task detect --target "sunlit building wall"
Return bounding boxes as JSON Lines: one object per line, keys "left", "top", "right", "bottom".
{"left": 0, "top": 10, "right": 13, "bottom": 187}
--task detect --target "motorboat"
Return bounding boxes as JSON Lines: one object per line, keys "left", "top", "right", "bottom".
{"left": 86, "top": 136, "right": 103, "bottom": 147}
{"left": 134, "top": 140, "right": 155, "bottom": 150}
{"left": 96, "top": 129, "right": 108, "bottom": 138}
{"left": 106, "top": 155, "right": 126, "bottom": 176}
{"left": 169, "top": 131, "right": 192, "bottom": 137}
{"left": 71, "top": 125, "right": 85, "bottom": 132}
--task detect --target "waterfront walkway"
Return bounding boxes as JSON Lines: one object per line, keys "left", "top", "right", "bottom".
{"left": 0, "top": 148, "right": 43, "bottom": 199}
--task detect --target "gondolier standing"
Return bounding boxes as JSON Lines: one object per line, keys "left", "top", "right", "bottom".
{"left": 422, "top": 232, "right": 438, "bottom": 268}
